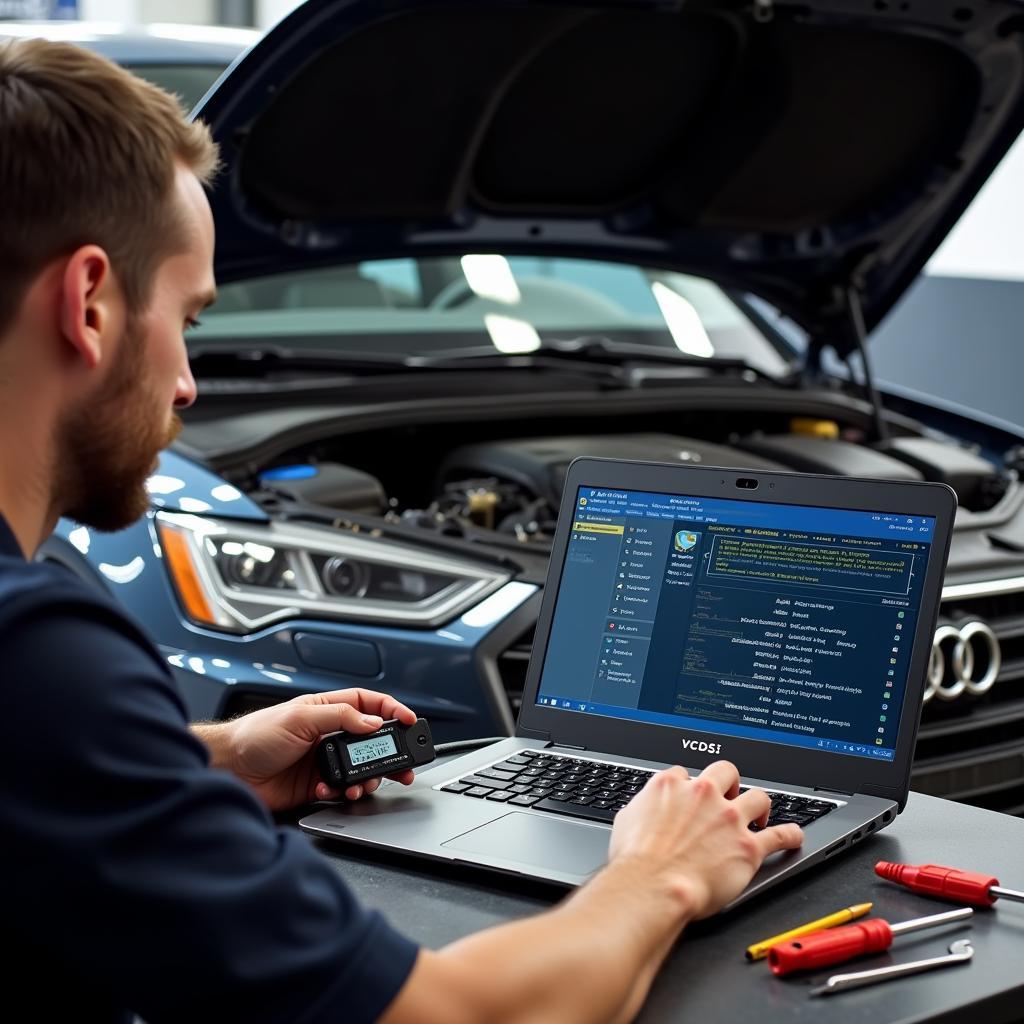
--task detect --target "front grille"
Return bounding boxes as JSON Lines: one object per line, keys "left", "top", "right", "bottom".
{"left": 914, "top": 585, "right": 1024, "bottom": 814}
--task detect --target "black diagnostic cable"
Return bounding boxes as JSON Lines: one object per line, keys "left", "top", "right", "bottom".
{"left": 434, "top": 737, "right": 505, "bottom": 756}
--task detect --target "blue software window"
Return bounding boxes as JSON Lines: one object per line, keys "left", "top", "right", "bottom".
{"left": 536, "top": 487, "right": 937, "bottom": 762}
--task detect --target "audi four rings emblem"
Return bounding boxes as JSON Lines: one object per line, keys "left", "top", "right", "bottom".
{"left": 924, "top": 621, "right": 1002, "bottom": 703}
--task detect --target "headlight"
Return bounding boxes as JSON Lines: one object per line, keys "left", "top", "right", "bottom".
{"left": 155, "top": 511, "right": 509, "bottom": 633}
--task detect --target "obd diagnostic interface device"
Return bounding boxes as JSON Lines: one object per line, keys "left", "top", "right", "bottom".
{"left": 316, "top": 718, "right": 435, "bottom": 788}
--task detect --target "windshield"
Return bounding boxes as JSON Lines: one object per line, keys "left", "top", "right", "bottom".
{"left": 190, "top": 256, "right": 794, "bottom": 377}
{"left": 125, "top": 63, "right": 228, "bottom": 112}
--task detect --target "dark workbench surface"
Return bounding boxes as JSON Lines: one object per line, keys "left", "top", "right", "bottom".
{"left": 296, "top": 789, "right": 1024, "bottom": 1023}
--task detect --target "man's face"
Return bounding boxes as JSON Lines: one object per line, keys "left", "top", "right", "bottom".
{"left": 56, "top": 166, "right": 215, "bottom": 532}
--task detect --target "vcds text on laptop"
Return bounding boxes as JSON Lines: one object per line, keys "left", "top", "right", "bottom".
{"left": 301, "top": 459, "right": 956, "bottom": 908}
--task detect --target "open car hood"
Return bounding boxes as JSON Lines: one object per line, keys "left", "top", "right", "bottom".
{"left": 196, "top": 0, "right": 1024, "bottom": 347}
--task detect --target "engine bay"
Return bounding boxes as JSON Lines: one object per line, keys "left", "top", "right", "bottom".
{"left": 247, "top": 421, "right": 1014, "bottom": 554}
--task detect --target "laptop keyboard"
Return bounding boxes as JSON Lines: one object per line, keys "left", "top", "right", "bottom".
{"left": 438, "top": 749, "right": 839, "bottom": 827}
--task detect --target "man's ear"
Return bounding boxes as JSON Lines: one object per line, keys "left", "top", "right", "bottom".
{"left": 58, "top": 245, "right": 120, "bottom": 371}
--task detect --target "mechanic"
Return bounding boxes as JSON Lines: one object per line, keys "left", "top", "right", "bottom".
{"left": 0, "top": 39, "right": 803, "bottom": 1024}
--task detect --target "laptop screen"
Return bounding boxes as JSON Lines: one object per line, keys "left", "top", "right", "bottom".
{"left": 536, "top": 486, "right": 937, "bottom": 763}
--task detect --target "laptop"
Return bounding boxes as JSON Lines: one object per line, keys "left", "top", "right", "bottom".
{"left": 301, "top": 458, "right": 956, "bottom": 908}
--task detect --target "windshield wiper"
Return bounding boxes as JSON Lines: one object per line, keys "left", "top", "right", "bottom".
{"left": 411, "top": 336, "right": 769, "bottom": 376}
{"left": 186, "top": 343, "right": 630, "bottom": 387}
{"left": 187, "top": 344, "right": 418, "bottom": 376}
{"left": 187, "top": 337, "right": 771, "bottom": 385}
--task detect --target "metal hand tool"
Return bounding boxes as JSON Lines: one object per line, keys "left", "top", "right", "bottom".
{"left": 768, "top": 906, "right": 973, "bottom": 975}
{"left": 810, "top": 938, "right": 974, "bottom": 997}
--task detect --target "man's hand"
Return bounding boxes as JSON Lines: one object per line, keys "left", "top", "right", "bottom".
{"left": 609, "top": 760, "right": 803, "bottom": 920}
{"left": 196, "top": 689, "right": 417, "bottom": 812}
{"left": 381, "top": 759, "right": 804, "bottom": 1024}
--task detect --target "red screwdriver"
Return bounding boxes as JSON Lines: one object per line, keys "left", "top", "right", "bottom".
{"left": 876, "top": 860, "right": 1024, "bottom": 907}
{"left": 768, "top": 907, "right": 972, "bottom": 976}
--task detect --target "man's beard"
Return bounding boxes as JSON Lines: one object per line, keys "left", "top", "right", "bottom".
{"left": 54, "top": 321, "right": 183, "bottom": 532}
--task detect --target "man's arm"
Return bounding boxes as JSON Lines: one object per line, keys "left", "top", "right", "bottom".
{"left": 386, "top": 857, "right": 688, "bottom": 1024}
{"left": 190, "top": 719, "right": 233, "bottom": 769}
{"left": 2, "top": 602, "right": 420, "bottom": 1024}
{"left": 382, "top": 764, "right": 802, "bottom": 1024}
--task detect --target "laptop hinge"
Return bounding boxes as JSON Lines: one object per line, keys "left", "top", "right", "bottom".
{"left": 552, "top": 743, "right": 587, "bottom": 751}
{"left": 517, "top": 727, "right": 551, "bottom": 743}
{"left": 815, "top": 786, "right": 854, "bottom": 797}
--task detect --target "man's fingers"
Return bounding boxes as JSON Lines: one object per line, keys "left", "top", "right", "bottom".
{"left": 304, "top": 688, "right": 417, "bottom": 725}
{"left": 315, "top": 781, "right": 340, "bottom": 801}
{"left": 337, "top": 688, "right": 416, "bottom": 725}
{"left": 651, "top": 765, "right": 689, "bottom": 785}
{"left": 313, "top": 780, "right": 365, "bottom": 802}
{"left": 734, "top": 786, "right": 772, "bottom": 826}
{"left": 307, "top": 701, "right": 383, "bottom": 735}
{"left": 362, "top": 770, "right": 413, "bottom": 790}
{"left": 696, "top": 760, "right": 741, "bottom": 797}
{"left": 304, "top": 688, "right": 359, "bottom": 707}
{"left": 754, "top": 823, "right": 804, "bottom": 857}
{"left": 293, "top": 698, "right": 381, "bottom": 740}
{"left": 314, "top": 779, "right": 380, "bottom": 802}
{"left": 379, "top": 698, "right": 417, "bottom": 725}
{"left": 315, "top": 766, "right": 413, "bottom": 801}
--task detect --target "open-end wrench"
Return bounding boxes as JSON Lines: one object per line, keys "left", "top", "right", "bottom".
{"left": 809, "top": 939, "right": 974, "bottom": 997}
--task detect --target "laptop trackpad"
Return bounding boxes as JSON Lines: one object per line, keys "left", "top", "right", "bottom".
{"left": 442, "top": 812, "right": 609, "bottom": 875}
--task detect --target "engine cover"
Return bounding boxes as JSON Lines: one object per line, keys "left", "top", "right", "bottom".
{"left": 259, "top": 462, "right": 387, "bottom": 513}
{"left": 440, "top": 434, "right": 787, "bottom": 506}
{"left": 737, "top": 434, "right": 923, "bottom": 480}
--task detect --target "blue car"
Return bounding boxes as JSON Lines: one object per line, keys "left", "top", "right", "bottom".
{"left": 25, "top": 0, "right": 1024, "bottom": 814}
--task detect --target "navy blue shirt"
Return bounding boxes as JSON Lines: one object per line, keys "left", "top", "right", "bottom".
{"left": 0, "top": 514, "right": 418, "bottom": 1023}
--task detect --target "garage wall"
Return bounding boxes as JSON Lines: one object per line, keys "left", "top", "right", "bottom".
{"left": 871, "top": 132, "right": 1024, "bottom": 430}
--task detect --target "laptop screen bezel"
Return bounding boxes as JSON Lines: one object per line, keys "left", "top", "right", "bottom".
{"left": 515, "top": 457, "right": 957, "bottom": 808}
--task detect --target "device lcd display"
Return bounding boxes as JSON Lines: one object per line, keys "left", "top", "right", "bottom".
{"left": 536, "top": 486, "right": 937, "bottom": 763}
{"left": 347, "top": 733, "right": 399, "bottom": 766}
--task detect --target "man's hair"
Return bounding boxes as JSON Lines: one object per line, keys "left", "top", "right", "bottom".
{"left": 0, "top": 38, "right": 219, "bottom": 335}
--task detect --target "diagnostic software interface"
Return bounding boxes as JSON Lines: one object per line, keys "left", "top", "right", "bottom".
{"left": 536, "top": 487, "right": 937, "bottom": 762}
